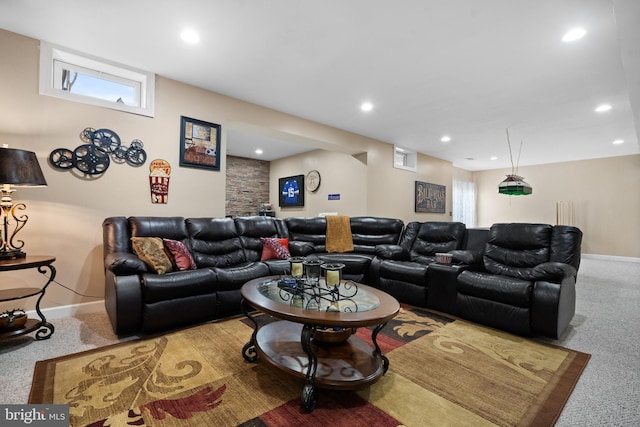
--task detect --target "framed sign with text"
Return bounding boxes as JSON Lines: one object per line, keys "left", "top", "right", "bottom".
{"left": 415, "top": 181, "right": 446, "bottom": 213}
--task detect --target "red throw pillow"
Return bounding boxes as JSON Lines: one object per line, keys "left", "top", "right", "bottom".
{"left": 260, "top": 237, "right": 290, "bottom": 261}
{"left": 163, "top": 239, "right": 197, "bottom": 270}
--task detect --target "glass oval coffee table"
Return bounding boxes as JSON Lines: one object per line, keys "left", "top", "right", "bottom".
{"left": 240, "top": 275, "right": 400, "bottom": 413}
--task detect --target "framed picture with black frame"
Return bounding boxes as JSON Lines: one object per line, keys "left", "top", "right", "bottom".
{"left": 279, "top": 174, "right": 305, "bottom": 207}
{"left": 179, "top": 116, "right": 221, "bottom": 171}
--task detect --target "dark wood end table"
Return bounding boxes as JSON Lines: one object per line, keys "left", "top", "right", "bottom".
{"left": 0, "top": 255, "right": 56, "bottom": 340}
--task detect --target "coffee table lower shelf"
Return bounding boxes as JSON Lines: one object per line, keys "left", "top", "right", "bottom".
{"left": 255, "top": 320, "right": 385, "bottom": 390}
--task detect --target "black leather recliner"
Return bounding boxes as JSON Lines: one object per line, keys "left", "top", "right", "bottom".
{"left": 186, "top": 217, "right": 271, "bottom": 319}
{"left": 455, "top": 223, "right": 582, "bottom": 338}
{"left": 369, "top": 221, "right": 467, "bottom": 306}
{"left": 104, "top": 216, "right": 221, "bottom": 334}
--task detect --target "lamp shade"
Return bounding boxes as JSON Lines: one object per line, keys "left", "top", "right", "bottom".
{"left": 498, "top": 174, "right": 532, "bottom": 195}
{"left": 0, "top": 147, "right": 47, "bottom": 186}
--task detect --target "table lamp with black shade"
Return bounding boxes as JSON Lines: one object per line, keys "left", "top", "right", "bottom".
{"left": 0, "top": 146, "right": 47, "bottom": 260}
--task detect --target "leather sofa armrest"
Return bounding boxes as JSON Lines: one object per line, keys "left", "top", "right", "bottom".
{"left": 289, "top": 241, "right": 315, "bottom": 256}
{"left": 105, "top": 252, "right": 148, "bottom": 275}
{"left": 104, "top": 270, "right": 143, "bottom": 335}
{"left": 426, "top": 263, "right": 474, "bottom": 313}
{"left": 531, "top": 262, "right": 577, "bottom": 281}
{"left": 374, "top": 244, "right": 409, "bottom": 260}
{"left": 450, "top": 249, "right": 482, "bottom": 265}
{"left": 531, "top": 277, "right": 576, "bottom": 339}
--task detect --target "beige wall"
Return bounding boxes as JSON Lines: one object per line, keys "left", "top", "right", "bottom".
{"left": 271, "top": 148, "right": 454, "bottom": 221}
{"left": 270, "top": 149, "right": 368, "bottom": 217}
{"left": 473, "top": 155, "right": 640, "bottom": 257}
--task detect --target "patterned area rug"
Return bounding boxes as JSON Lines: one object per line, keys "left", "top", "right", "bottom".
{"left": 30, "top": 306, "right": 589, "bottom": 426}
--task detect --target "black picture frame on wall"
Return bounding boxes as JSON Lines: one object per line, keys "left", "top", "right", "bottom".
{"left": 179, "top": 116, "right": 221, "bottom": 171}
{"left": 415, "top": 181, "right": 446, "bottom": 213}
{"left": 279, "top": 175, "right": 305, "bottom": 207}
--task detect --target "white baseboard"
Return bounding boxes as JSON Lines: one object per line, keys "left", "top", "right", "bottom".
{"left": 582, "top": 253, "right": 640, "bottom": 263}
{"left": 26, "top": 300, "right": 105, "bottom": 320}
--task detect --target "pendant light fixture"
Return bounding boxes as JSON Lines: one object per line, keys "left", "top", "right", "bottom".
{"left": 498, "top": 129, "right": 532, "bottom": 195}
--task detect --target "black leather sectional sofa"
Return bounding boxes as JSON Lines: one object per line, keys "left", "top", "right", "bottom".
{"left": 103, "top": 216, "right": 582, "bottom": 339}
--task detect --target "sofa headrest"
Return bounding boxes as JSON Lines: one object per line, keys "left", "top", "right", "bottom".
{"left": 551, "top": 225, "right": 583, "bottom": 270}
{"left": 129, "top": 216, "right": 188, "bottom": 240}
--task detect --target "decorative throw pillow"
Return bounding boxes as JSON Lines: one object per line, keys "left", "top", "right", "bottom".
{"left": 260, "top": 237, "right": 290, "bottom": 261}
{"left": 163, "top": 238, "right": 197, "bottom": 270}
{"left": 131, "top": 237, "right": 173, "bottom": 275}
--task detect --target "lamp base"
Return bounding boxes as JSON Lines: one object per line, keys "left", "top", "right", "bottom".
{"left": 0, "top": 249, "right": 26, "bottom": 260}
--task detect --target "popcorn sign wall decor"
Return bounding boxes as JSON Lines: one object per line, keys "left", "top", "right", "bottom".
{"left": 149, "top": 159, "right": 171, "bottom": 204}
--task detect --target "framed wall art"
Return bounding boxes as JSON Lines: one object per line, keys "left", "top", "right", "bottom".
{"left": 415, "top": 181, "right": 446, "bottom": 213}
{"left": 179, "top": 116, "right": 221, "bottom": 171}
{"left": 279, "top": 174, "right": 305, "bottom": 207}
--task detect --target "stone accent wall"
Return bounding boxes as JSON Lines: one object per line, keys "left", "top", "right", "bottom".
{"left": 225, "top": 155, "right": 270, "bottom": 216}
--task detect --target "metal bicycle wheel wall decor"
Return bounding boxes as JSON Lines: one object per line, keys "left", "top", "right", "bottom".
{"left": 49, "top": 127, "right": 147, "bottom": 176}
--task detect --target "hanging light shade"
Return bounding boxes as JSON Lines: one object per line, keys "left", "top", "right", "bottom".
{"left": 498, "top": 174, "right": 532, "bottom": 195}
{"left": 498, "top": 129, "right": 532, "bottom": 195}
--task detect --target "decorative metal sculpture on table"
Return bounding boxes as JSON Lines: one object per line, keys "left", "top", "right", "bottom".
{"left": 278, "top": 259, "right": 356, "bottom": 344}
{"left": 277, "top": 259, "right": 357, "bottom": 311}
{"left": 49, "top": 127, "right": 147, "bottom": 176}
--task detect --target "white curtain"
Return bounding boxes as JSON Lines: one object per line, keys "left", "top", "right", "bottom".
{"left": 453, "top": 179, "right": 476, "bottom": 227}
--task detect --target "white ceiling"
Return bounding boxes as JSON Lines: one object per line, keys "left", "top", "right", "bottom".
{"left": 1, "top": 0, "right": 639, "bottom": 170}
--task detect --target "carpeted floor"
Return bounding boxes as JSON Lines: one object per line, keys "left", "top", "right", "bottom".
{"left": 29, "top": 306, "right": 588, "bottom": 427}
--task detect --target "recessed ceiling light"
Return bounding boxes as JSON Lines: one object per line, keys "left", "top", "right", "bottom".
{"left": 490, "top": 156, "right": 498, "bottom": 160}
{"left": 255, "top": 148, "right": 264, "bottom": 155}
{"left": 360, "top": 102, "right": 374, "bottom": 112}
{"left": 595, "top": 104, "right": 612, "bottom": 112}
{"left": 181, "top": 29, "right": 200, "bottom": 44}
{"left": 441, "top": 136, "right": 451, "bottom": 142}
{"left": 562, "top": 27, "right": 586, "bottom": 42}
{"left": 612, "top": 139, "right": 624, "bottom": 145}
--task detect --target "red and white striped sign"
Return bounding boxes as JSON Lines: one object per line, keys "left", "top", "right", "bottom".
{"left": 149, "top": 159, "right": 171, "bottom": 204}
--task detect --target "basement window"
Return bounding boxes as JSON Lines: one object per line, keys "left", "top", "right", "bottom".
{"left": 393, "top": 145, "right": 417, "bottom": 172}
{"left": 39, "top": 41, "right": 155, "bottom": 117}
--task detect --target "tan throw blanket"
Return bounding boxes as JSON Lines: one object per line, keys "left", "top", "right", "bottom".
{"left": 325, "top": 215, "right": 354, "bottom": 253}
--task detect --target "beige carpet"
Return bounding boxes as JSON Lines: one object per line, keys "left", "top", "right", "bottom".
{"left": 30, "top": 306, "right": 589, "bottom": 426}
